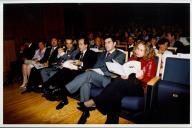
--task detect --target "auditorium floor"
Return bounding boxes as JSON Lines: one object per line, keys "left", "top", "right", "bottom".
{"left": 3, "top": 83, "right": 134, "bottom": 124}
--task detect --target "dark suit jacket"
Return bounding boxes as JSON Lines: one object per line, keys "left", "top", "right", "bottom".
{"left": 63, "top": 47, "right": 79, "bottom": 61}
{"left": 173, "top": 40, "right": 185, "bottom": 53}
{"left": 22, "top": 43, "right": 37, "bottom": 59}
{"left": 93, "top": 49, "right": 125, "bottom": 77}
{"left": 75, "top": 49, "right": 97, "bottom": 70}
{"left": 39, "top": 46, "right": 59, "bottom": 65}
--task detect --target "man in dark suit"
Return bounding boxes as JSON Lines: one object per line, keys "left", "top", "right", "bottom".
{"left": 63, "top": 37, "right": 79, "bottom": 60}
{"left": 23, "top": 37, "right": 59, "bottom": 93}
{"left": 19, "top": 38, "right": 37, "bottom": 61}
{"left": 166, "top": 32, "right": 185, "bottom": 53}
{"left": 55, "top": 35, "right": 125, "bottom": 110}
{"left": 42, "top": 37, "right": 97, "bottom": 94}
{"left": 40, "top": 37, "right": 78, "bottom": 83}
{"left": 39, "top": 37, "right": 59, "bottom": 66}
{"left": 4, "top": 39, "right": 37, "bottom": 85}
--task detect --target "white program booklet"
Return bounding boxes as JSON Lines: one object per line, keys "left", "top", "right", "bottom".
{"left": 33, "top": 63, "right": 47, "bottom": 69}
{"left": 90, "top": 48, "right": 99, "bottom": 52}
{"left": 62, "top": 60, "right": 78, "bottom": 70}
{"left": 106, "top": 59, "right": 141, "bottom": 76}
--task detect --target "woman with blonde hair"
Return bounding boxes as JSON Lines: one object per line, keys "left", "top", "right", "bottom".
{"left": 77, "top": 40, "right": 157, "bottom": 124}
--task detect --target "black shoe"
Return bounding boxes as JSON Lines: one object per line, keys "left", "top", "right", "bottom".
{"left": 77, "top": 102, "right": 96, "bottom": 112}
{"left": 105, "top": 113, "right": 119, "bottom": 124}
{"left": 56, "top": 98, "right": 68, "bottom": 110}
{"left": 78, "top": 111, "right": 90, "bottom": 124}
{"left": 77, "top": 102, "right": 81, "bottom": 106}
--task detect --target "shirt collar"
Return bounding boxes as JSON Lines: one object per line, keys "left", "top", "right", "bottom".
{"left": 81, "top": 49, "right": 87, "bottom": 55}
{"left": 52, "top": 46, "right": 57, "bottom": 50}
{"left": 108, "top": 48, "right": 116, "bottom": 54}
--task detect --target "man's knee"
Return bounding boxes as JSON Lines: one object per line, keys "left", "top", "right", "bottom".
{"left": 78, "top": 71, "right": 92, "bottom": 80}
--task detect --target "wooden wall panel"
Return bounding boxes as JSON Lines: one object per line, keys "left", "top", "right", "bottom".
{"left": 3, "top": 40, "right": 17, "bottom": 73}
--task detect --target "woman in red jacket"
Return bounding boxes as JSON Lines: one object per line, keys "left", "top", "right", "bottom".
{"left": 77, "top": 40, "right": 157, "bottom": 124}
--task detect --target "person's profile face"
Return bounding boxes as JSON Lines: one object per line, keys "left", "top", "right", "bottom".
{"left": 78, "top": 39, "right": 87, "bottom": 52}
{"left": 51, "top": 38, "right": 58, "bottom": 47}
{"left": 151, "top": 38, "right": 157, "bottom": 46}
{"left": 104, "top": 38, "right": 116, "bottom": 52}
{"left": 38, "top": 42, "right": 45, "bottom": 50}
{"left": 166, "top": 33, "right": 173, "bottom": 42}
{"left": 65, "top": 39, "right": 73, "bottom": 50}
{"left": 159, "top": 43, "right": 168, "bottom": 52}
{"left": 95, "top": 37, "right": 101, "bottom": 46}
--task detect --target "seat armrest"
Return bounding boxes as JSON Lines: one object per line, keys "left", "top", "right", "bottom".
{"left": 147, "top": 76, "right": 160, "bottom": 87}
{"left": 145, "top": 76, "right": 160, "bottom": 111}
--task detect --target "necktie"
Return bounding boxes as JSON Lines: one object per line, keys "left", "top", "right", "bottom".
{"left": 105, "top": 52, "right": 111, "bottom": 59}
{"left": 79, "top": 52, "right": 84, "bottom": 61}
{"left": 50, "top": 47, "right": 54, "bottom": 57}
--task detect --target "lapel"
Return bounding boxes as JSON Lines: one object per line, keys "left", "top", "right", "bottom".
{"left": 82, "top": 50, "right": 89, "bottom": 60}
{"left": 105, "top": 49, "right": 117, "bottom": 61}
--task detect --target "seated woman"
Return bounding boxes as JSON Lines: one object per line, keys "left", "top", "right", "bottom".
{"left": 77, "top": 40, "right": 157, "bottom": 124}
{"left": 20, "top": 41, "right": 46, "bottom": 88}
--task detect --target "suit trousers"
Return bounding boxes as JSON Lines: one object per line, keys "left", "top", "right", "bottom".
{"left": 44, "top": 68, "right": 84, "bottom": 88}
{"left": 65, "top": 70, "right": 111, "bottom": 102}
{"left": 40, "top": 67, "right": 58, "bottom": 83}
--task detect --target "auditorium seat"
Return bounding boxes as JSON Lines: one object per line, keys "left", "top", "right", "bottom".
{"left": 151, "top": 54, "right": 190, "bottom": 123}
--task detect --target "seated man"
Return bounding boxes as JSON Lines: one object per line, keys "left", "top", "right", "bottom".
{"left": 42, "top": 37, "right": 97, "bottom": 93}
{"left": 166, "top": 31, "right": 185, "bottom": 53}
{"left": 55, "top": 35, "right": 125, "bottom": 110}
{"left": 40, "top": 37, "right": 78, "bottom": 83}
{"left": 90, "top": 36, "right": 105, "bottom": 50}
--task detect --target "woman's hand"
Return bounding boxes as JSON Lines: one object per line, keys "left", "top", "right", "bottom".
{"left": 121, "top": 75, "right": 129, "bottom": 80}
{"left": 136, "top": 70, "right": 144, "bottom": 80}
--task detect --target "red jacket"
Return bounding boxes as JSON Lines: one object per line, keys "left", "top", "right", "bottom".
{"left": 129, "top": 57, "right": 157, "bottom": 89}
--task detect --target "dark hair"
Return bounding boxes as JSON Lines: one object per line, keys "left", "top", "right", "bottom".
{"left": 149, "top": 35, "right": 157, "bottom": 41}
{"left": 38, "top": 41, "right": 45, "bottom": 45}
{"left": 157, "top": 38, "right": 170, "bottom": 46}
{"left": 65, "top": 35, "right": 73, "bottom": 41}
{"left": 50, "top": 35, "right": 58, "bottom": 41}
{"left": 166, "top": 31, "right": 176, "bottom": 38}
{"left": 78, "top": 37, "right": 89, "bottom": 46}
{"left": 103, "top": 34, "right": 115, "bottom": 42}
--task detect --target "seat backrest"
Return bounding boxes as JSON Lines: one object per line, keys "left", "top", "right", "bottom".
{"left": 116, "top": 44, "right": 127, "bottom": 51}
{"left": 124, "top": 51, "right": 128, "bottom": 62}
{"left": 154, "top": 54, "right": 162, "bottom": 77}
{"left": 167, "top": 47, "right": 177, "bottom": 54}
{"left": 161, "top": 54, "right": 190, "bottom": 85}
